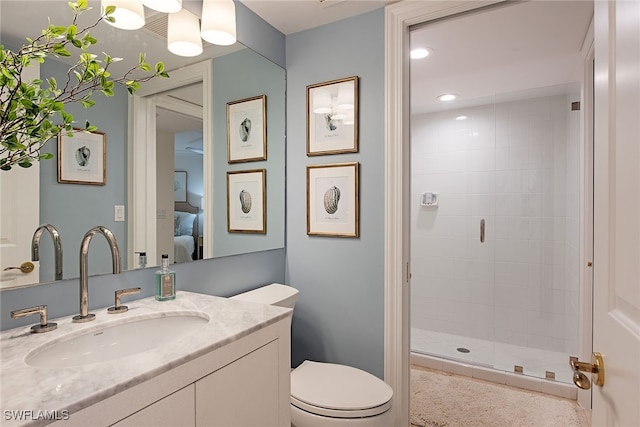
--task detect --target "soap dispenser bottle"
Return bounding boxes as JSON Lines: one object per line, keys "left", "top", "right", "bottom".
{"left": 155, "top": 254, "right": 176, "bottom": 301}
{"left": 136, "top": 251, "right": 147, "bottom": 269}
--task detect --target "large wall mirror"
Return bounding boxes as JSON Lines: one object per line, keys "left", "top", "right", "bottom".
{"left": 0, "top": 1, "right": 285, "bottom": 289}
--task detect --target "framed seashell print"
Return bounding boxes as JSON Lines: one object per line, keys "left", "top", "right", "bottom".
{"left": 227, "top": 169, "right": 266, "bottom": 233}
{"left": 306, "top": 76, "right": 358, "bottom": 156}
{"left": 307, "top": 162, "right": 359, "bottom": 237}
{"left": 173, "top": 171, "right": 187, "bottom": 202}
{"left": 227, "top": 95, "right": 267, "bottom": 163}
{"left": 58, "top": 129, "right": 106, "bottom": 185}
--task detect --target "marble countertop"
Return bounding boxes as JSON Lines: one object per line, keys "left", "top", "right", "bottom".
{"left": 0, "top": 291, "right": 291, "bottom": 426}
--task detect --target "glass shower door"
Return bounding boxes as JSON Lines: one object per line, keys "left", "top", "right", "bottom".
{"left": 490, "top": 86, "right": 581, "bottom": 384}
{"left": 410, "top": 84, "right": 581, "bottom": 385}
{"left": 410, "top": 96, "right": 498, "bottom": 369}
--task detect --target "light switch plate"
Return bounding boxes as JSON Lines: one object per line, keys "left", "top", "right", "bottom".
{"left": 114, "top": 205, "right": 125, "bottom": 222}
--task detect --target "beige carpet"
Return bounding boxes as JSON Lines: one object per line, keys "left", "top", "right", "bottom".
{"left": 411, "top": 366, "right": 588, "bottom": 427}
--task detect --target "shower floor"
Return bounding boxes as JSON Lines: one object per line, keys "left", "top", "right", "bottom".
{"left": 411, "top": 328, "right": 574, "bottom": 384}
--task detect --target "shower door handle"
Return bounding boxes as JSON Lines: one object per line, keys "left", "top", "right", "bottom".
{"left": 480, "top": 219, "right": 485, "bottom": 243}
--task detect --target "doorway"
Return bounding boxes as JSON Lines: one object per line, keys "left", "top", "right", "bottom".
{"left": 408, "top": 0, "right": 593, "bottom": 388}
{"left": 383, "top": 2, "right": 594, "bottom": 424}
{"left": 129, "top": 61, "right": 212, "bottom": 268}
{"left": 155, "top": 90, "right": 204, "bottom": 264}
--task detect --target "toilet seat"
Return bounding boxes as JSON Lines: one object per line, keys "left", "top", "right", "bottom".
{"left": 290, "top": 361, "right": 393, "bottom": 419}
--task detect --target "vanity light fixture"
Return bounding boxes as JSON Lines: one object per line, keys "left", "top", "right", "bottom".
{"left": 103, "top": 0, "right": 237, "bottom": 58}
{"left": 201, "top": 0, "right": 237, "bottom": 46}
{"left": 337, "top": 82, "right": 355, "bottom": 111}
{"left": 168, "top": 8, "right": 203, "bottom": 57}
{"left": 437, "top": 93, "right": 458, "bottom": 102}
{"left": 455, "top": 115, "right": 468, "bottom": 121}
{"left": 313, "top": 82, "right": 355, "bottom": 122}
{"left": 103, "top": 0, "right": 146, "bottom": 30}
{"left": 342, "top": 110, "right": 356, "bottom": 125}
{"left": 312, "top": 88, "right": 332, "bottom": 114}
{"left": 141, "top": 0, "right": 182, "bottom": 13}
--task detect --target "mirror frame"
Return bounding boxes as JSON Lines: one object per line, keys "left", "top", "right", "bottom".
{"left": 128, "top": 61, "right": 213, "bottom": 268}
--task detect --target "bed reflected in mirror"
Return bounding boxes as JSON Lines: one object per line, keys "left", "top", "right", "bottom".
{"left": 173, "top": 201, "right": 201, "bottom": 263}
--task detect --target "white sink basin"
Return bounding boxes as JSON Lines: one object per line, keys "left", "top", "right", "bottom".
{"left": 25, "top": 312, "right": 209, "bottom": 368}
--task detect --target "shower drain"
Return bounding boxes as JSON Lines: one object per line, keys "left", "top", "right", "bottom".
{"left": 456, "top": 347, "right": 470, "bottom": 353}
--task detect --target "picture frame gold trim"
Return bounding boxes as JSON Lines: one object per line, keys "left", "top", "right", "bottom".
{"left": 306, "top": 76, "right": 358, "bottom": 156}
{"left": 57, "top": 129, "right": 106, "bottom": 185}
{"left": 307, "top": 162, "right": 359, "bottom": 237}
{"left": 227, "top": 169, "right": 266, "bottom": 233}
{"left": 227, "top": 95, "right": 267, "bottom": 163}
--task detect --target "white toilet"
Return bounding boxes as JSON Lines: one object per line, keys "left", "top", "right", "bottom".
{"left": 231, "top": 284, "right": 394, "bottom": 427}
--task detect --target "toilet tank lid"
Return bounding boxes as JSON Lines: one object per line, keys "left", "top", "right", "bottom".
{"left": 291, "top": 361, "right": 393, "bottom": 414}
{"left": 230, "top": 283, "right": 299, "bottom": 306}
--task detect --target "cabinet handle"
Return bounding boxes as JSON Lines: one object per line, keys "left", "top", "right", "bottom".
{"left": 480, "top": 219, "right": 485, "bottom": 243}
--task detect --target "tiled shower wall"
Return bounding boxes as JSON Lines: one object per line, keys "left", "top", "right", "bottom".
{"left": 411, "top": 92, "right": 580, "bottom": 355}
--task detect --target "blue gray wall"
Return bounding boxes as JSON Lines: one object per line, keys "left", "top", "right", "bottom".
{"left": 212, "top": 48, "right": 286, "bottom": 258}
{"left": 235, "top": 1, "right": 286, "bottom": 69}
{"left": 285, "top": 9, "right": 386, "bottom": 378}
{"left": 38, "top": 59, "right": 130, "bottom": 282}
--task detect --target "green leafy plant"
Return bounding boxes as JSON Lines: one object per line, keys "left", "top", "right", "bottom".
{"left": 0, "top": 0, "right": 169, "bottom": 170}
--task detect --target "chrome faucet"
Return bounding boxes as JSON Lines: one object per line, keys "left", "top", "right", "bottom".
{"left": 31, "top": 224, "right": 63, "bottom": 281}
{"left": 73, "top": 226, "right": 121, "bottom": 323}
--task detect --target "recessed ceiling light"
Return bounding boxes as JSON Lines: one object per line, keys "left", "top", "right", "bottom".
{"left": 437, "top": 94, "right": 457, "bottom": 102}
{"left": 455, "top": 115, "right": 468, "bottom": 121}
{"left": 410, "top": 48, "right": 432, "bottom": 59}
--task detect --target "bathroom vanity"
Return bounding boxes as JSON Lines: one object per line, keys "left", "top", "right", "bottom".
{"left": 0, "top": 291, "right": 292, "bottom": 426}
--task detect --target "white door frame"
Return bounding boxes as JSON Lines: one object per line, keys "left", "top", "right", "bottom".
{"left": 128, "top": 61, "right": 213, "bottom": 268}
{"left": 384, "top": 3, "right": 502, "bottom": 424}
{"left": 384, "top": 1, "right": 594, "bottom": 423}
{"left": 578, "top": 19, "right": 595, "bottom": 410}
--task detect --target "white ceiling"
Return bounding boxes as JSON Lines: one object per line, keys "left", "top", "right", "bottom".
{"left": 410, "top": 1, "right": 593, "bottom": 114}
{"left": 238, "top": 0, "right": 593, "bottom": 114}
{"left": 239, "top": 0, "right": 396, "bottom": 35}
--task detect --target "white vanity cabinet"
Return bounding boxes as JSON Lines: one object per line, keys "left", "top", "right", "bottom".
{"left": 48, "top": 309, "right": 291, "bottom": 427}
{"left": 112, "top": 385, "right": 196, "bottom": 427}
{"left": 112, "top": 340, "right": 280, "bottom": 427}
{"left": 195, "top": 340, "right": 280, "bottom": 426}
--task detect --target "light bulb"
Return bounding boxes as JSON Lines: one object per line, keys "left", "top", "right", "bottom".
{"left": 437, "top": 94, "right": 458, "bottom": 102}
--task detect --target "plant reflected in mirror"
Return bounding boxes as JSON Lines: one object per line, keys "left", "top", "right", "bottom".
{"left": 0, "top": 0, "right": 168, "bottom": 171}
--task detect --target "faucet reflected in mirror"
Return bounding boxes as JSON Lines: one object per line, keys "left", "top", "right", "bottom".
{"left": 31, "top": 224, "right": 63, "bottom": 281}
{"left": 73, "top": 226, "right": 122, "bottom": 323}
